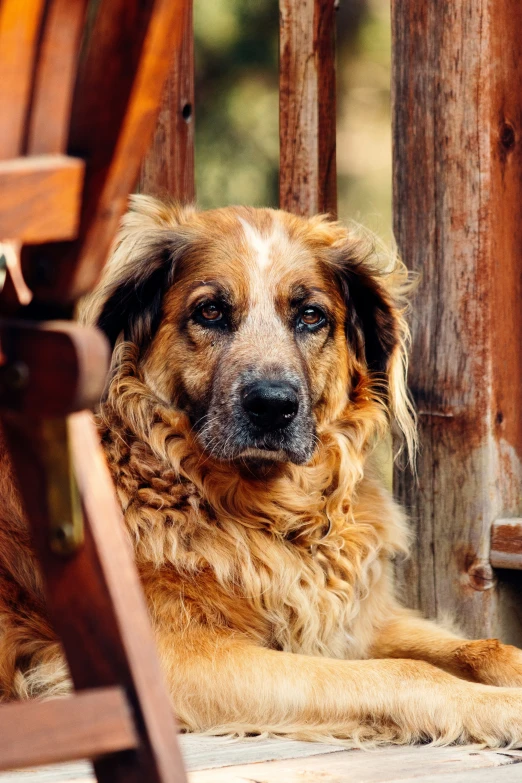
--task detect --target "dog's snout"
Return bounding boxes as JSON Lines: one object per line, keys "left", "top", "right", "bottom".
{"left": 242, "top": 381, "right": 299, "bottom": 431}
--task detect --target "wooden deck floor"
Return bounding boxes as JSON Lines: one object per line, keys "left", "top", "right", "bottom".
{"left": 1, "top": 737, "right": 522, "bottom": 782}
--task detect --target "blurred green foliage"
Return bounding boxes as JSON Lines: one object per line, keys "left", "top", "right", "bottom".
{"left": 194, "top": 0, "right": 392, "bottom": 241}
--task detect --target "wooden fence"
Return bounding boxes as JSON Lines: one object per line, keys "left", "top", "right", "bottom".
{"left": 140, "top": 0, "right": 522, "bottom": 642}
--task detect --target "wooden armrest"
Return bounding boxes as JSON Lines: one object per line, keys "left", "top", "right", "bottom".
{"left": 0, "top": 687, "right": 137, "bottom": 771}
{"left": 0, "top": 155, "right": 84, "bottom": 244}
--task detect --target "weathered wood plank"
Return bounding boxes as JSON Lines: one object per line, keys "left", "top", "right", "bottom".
{"left": 279, "top": 0, "right": 337, "bottom": 217}
{"left": 491, "top": 519, "right": 522, "bottom": 570}
{"left": 392, "top": 1, "right": 522, "bottom": 638}
{"left": 0, "top": 688, "right": 136, "bottom": 772}
{"left": 180, "top": 735, "right": 341, "bottom": 770}
{"left": 0, "top": 765, "right": 93, "bottom": 782}
{"left": 399, "top": 765, "right": 522, "bottom": 783}
{"left": 2, "top": 743, "right": 522, "bottom": 781}
{"left": 139, "top": 0, "right": 195, "bottom": 201}
{"left": 189, "top": 746, "right": 522, "bottom": 783}
{"left": 0, "top": 156, "right": 84, "bottom": 243}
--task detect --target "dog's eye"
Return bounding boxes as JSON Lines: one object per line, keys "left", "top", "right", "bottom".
{"left": 194, "top": 302, "right": 227, "bottom": 328}
{"left": 200, "top": 304, "right": 222, "bottom": 321}
{"left": 297, "top": 306, "right": 326, "bottom": 330}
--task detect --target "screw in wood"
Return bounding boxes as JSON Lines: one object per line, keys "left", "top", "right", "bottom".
{"left": 0, "top": 361, "right": 30, "bottom": 392}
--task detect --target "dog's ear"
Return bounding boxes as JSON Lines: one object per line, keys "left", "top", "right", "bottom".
{"left": 95, "top": 240, "right": 177, "bottom": 349}
{"left": 324, "top": 224, "right": 417, "bottom": 462}
{"left": 80, "top": 196, "right": 193, "bottom": 350}
{"left": 340, "top": 263, "right": 398, "bottom": 375}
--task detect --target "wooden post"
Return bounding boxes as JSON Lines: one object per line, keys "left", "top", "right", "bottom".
{"left": 139, "top": 0, "right": 195, "bottom": 201}
{"left": 392, "top": 2, "right": 522, "bottom": 639}
{"left": 279, "top": 0, "right": 337, "bottom": 217}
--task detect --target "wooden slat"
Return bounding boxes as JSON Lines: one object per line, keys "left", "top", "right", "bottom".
{"left": 0, "top": 156, "right": 84, "bottom": 243}
{"left": 279, "top": 0, "right": 337, "bottom": 217}
{"left": 0, "top": 0, "right": 46, "bottom": 158}
{"left": 491, "top": 519, "right": 522, "bottom": 570}
{"left": 181, "top": 735, "right": 342, "bottom": 770}
{"left": 2, "top": 743, "right": 522, "bottom": 782}
{"left": 21, "top": 0, "right": 187, "bottom": 305}
{"left": 0, "top": 321, "right": 109, "bottom": 415}
{"left": 27, "top": 0, "right": 90, "bottom": 155}
{"left": 188, "top": 746, "right": 522, "bottom": 783}
{"left": 392, "top": 1, "right": 522, "bottom": 637}
{"left": 0, "top": 687, "right": 136, "bottom": 772}
{"left": 139, "top": 0, "right": 195, "bottom": 200}
{"left": 0, "top": 412, "right": 187, "bottom": 783}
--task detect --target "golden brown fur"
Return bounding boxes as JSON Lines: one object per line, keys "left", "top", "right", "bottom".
{"left": 2, "top": 196, "right": 522, "bottom": 747}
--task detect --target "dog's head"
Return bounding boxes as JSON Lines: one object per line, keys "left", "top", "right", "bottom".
{"left": 83, "top": 196, "right": 415, "bottom": 466}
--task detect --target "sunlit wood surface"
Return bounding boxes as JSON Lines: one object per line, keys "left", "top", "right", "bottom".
{"left": 2, "top": 736, "right": 522, "bottom": 783}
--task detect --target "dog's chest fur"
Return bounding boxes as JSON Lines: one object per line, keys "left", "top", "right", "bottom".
{"left": 100, "top": 408, "right": 407, "bottom": 662}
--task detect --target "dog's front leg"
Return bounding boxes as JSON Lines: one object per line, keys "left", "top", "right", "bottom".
{"left": 157, "top": 629, "right": 522, "bottom": 746}
{"left": 370, "top": 609, "right": 522, "bottom": 687}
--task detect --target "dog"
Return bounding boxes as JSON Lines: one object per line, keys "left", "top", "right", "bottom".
{"left": 2, "top": 195, "right": 522, "bottom": 747}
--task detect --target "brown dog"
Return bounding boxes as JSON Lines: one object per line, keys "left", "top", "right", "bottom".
{"left": 2, "top": 195, "right": 522, "bottom": 746}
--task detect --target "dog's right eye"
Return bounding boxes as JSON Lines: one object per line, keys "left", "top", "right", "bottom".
{"left": 194, "top": 302, "right": 227, "bottom": 328}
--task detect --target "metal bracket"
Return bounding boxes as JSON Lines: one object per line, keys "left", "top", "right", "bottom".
{"left": 41, "top": 417, "right": 84, "bottom": 555}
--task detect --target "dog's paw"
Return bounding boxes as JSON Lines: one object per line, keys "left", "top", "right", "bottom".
{"left": 455, "top": 639, "right": 522, "bottom": 687}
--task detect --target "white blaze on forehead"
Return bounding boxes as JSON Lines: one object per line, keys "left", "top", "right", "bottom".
{"left": 235, "top": 214, "right": 298, "bottom": 357}
{"left": 238, "top": 216, "right": 277, "bottom": 271}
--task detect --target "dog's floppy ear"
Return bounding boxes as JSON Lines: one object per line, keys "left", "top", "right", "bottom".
{"left": 324, "top": 222, "right": 417, "bottom": 462}
{"left": 95, "top": 240, "right": 176, "bottom": 349}
{"left": 340, "top": 263, "right": 398, "bottom": 375}
{"left": 80, "top": 196, "right": 193, "bottom": 350}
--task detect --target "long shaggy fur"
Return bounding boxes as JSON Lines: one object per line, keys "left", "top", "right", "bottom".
{"left": 2, "top": 197, "right": 522, "bottom": 749}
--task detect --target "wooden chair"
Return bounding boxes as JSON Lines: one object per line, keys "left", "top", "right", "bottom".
{"left": 0, "top": 1, "right": 188, "bottom": 780}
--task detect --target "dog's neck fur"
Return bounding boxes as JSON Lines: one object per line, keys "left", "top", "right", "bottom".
{"left": 98, "top": 343, "right": 409, "bottom": 659}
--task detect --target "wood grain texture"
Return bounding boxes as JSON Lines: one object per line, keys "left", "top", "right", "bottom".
{"left": 0, "top": 412, "right": 187, "bottom": 783}
{"left": 279, "top": 0, "right": 337, "bottom": 217}
{"left": 0, "top": 0, "right": 45, "bottom": 158}
{"left": 21, "top": 0, "right": 186, "bottom": 304}
{"left": 139, "top": 0, "right": 195, "bottom": 201}
{"left": 392, "top": 2, "right": 522, "bottom": 637}
{"left": 3, "top": 743, "right": 522, "bottom": 782}
{"left": 188, "top": 746, "right": 522, "bottom": 783}
{"left": 491, "top": 519, "right": 522, "bottom": 570}
{"left": 0, "top": 688, "right": 136, "bottom": 772}
{"left": 27, "top": 0, "right": 90, "bottom": 155}
{"left": 180, "top": 735, "right": 341, "bottom": 770}
{"left": 0, "top": 156, "right": 84, "bottom": 243}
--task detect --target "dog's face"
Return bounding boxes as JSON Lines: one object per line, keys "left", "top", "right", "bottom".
{"left": 92, "top": 200, "right": 409, "bottom": 466}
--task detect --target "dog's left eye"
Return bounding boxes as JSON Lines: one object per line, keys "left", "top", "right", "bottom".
{"left": 297, "top": 306, "right": 326, "bottom": 330}
{"left": 194, "top": 302, "right": 227, "bottom": 328}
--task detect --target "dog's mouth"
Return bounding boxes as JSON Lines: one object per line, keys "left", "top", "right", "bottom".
{"left": 196, "top": 423, "right": 316, "bottom": 466}
{"left": 235, "top": 447, "right": 288, "bottom": 462}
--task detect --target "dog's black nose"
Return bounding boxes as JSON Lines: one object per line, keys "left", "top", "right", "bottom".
{"left": 242, "top": 381, "right": 299, "bottom": 431}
